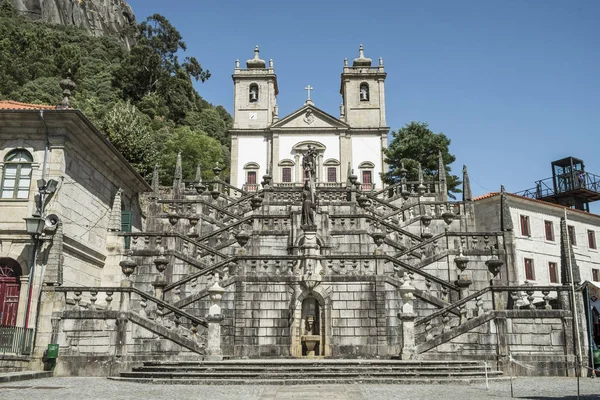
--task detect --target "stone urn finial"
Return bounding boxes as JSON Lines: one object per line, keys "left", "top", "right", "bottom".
{"left": 250, "top": 195, "right": 263, "bottom": 210}
{"left": 208, "top": 273, "right": 225, "bottom": 315}
{"left": 119, "top": 252, "right": 137, "bottom": 278}
{"left": 234, "top": 230, "right": 251, "bottom": 247}
{"left": 485, "top": 249, "right": 504, "bottom": 277}
{"left": 57, "top": 70, "right": 76, "bottom": 110}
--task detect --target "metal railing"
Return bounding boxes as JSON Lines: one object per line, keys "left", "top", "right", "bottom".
{"left": 0, "top": 325, "right": 34, "bottom": 355}
{"left": 516, "top": 171, "right": 600, "bottom": 200}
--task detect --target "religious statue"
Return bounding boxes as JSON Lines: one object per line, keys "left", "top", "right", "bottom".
{"left": 301, "top": 183, "right": 316, "bottom": 228}
{"left": 302, "top": 145, "right": 317, "bottom": 178}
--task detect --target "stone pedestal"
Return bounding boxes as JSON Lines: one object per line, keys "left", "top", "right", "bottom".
{"left": 399, "top": 314, "right": 416, "bottom": 360}
{"left": 152, "top": 276, "right": 167, "bottom": 300}
{"left": 206, "top": 274, "right": 225, "bottom": 360}
{"left": 398, "top": 278, "right": 416, "bottom": 360}
{"left": 206, "top": 314, "right": 224, "bottom": 361}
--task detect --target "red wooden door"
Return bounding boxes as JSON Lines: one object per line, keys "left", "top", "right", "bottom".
{"left": 0, "top": 280, "right": 20, "bottom": 326}
{"left": 0, "top": 261, "right": 21, "bottom": 327}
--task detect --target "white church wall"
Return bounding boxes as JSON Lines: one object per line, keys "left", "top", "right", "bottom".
{"left": 237, "top": 136, "right": 268, "bottom": 185}
{"left": 278, "top": 134, "right": 340, "bottom": 182}
{"left": 351, "top": 135, "right": 383, "bottom": 189}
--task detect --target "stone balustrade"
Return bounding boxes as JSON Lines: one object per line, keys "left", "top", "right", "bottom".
{"left": 414, "top": 285, "right": 569, "bottom": 344}
{"left": 51, "top": 286, "right": 208, "bottom": 337}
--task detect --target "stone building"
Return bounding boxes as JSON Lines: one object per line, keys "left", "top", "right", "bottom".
{"left": 0, "top": 98, "right": 148, "bottom": 364}
{"left": 475, "top": 190, "right": 600, "bottom": 286}
{"left": 1, "top": 47, "right": 594, "bottom": 381}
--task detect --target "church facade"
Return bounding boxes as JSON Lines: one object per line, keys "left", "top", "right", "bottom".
{"left": 229, "top": 46, "right": 388, "bottom": 192}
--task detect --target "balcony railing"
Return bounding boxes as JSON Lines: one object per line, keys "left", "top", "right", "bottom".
{"left": 516, "top": 171, "right": 600, "bottom": 200}
{"left": 243, "top": 183, "right": 259, "bottom": 192}
{"left": 0, "top": 325, "right": 34, "bottom": 355}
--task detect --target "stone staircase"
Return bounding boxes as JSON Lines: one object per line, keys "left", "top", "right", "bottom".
{"left": 110, "top": 359, "right": 504, "bottom": 385}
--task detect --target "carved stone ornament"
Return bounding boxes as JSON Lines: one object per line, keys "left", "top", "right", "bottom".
{"left": 303, "top": 109, "right": 315, "bottom": 125}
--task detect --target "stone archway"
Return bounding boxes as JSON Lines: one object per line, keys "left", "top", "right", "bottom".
{"left": 290, "top": 284, "right": 332, "bottom": 357}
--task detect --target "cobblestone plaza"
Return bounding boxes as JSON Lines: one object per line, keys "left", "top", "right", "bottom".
{"left": 1, "top": 377, "right": 599, "bottom": 400}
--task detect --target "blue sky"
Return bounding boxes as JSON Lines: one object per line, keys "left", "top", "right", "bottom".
{"left": 128, "top": 0, "right": 599, "bottom": 204}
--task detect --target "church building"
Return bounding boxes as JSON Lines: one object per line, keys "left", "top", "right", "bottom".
{"left": 229, "top": 45, "right": 389, "bottom": 192}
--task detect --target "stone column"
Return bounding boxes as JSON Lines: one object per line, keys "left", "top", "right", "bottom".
{"left": 272, "top": 133, "right": 280, "bottom": 183}
{"left": 398, "top": 278, "right": 416, "bottom": 360}
{"left": 206, "top": 274, "right": 225, "bottom": 361}
{"left": 16, "top": 274, "right": 30, "bottom": 328}
{"left": 318, "top": 154, "right": 324, "bottom": 183}
{"left": 294, "top": 155, "right": 300, "bottom": 184}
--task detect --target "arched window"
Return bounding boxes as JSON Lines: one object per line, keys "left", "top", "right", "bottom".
{"left": 1, "top": 149, "right": 33, "bottom": 199}
{"left": 243, "top": 162, "right": 260, "bottom": 192}
{"left": 323, "top": 159, "right": 340, "bottom": 184}
{"left": 278, "top": 159, "right": 295, "bottom": 184}
{"left": 249, "top": 83, "right": 259, "bottom": 102}
{"left": 359, "top": 83, "right": 369, "bottom": 101}
{"left": 358, "top": 161, "right": 375, "bottom": 191}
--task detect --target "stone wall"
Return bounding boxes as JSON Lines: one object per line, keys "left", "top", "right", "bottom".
{"left": 233, "top": 279, "right": 292, "bottom": 358}
{"left": 418, "top": 311, "right": 575, "bottom": 376}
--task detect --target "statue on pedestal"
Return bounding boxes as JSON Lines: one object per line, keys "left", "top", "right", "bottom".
{"left": 301, "top": 183, "right": 316, "bottom": 228}
{"left": 302, "top": 145, "right": 317, "bottom": 179}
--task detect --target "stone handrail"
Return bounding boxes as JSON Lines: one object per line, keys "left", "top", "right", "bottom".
{"left": 122, "top": 232, "right": 228, "bottom": 260}
{"left": 414, "top": 284, "right": 570, "bottom": 343}
{"left": 381, "top": 255, "right": 460, "bottom": 293}
{"left": 329, "top": 213, "right": 422, "bottom": 242}
{"left": 371, "top": 181, "right": 441, "bottom": 200}
{"left": 46, "top": 286, "right": 209, "bottom": 328}
{"left": 415, "top": 287, "right": 491, "bottom": 327}
{"left": 158, "top": 199, "right": 243, "bottom": 221}
{"left": 394, "top": 231, "right": 504, "bottom": 260}
{"left": 164, "top": 257, "right": 237, "bottom": 292}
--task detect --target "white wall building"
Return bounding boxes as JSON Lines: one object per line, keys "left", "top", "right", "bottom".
{"left": 229, "top": 45, "right": 389, "bottom": 191}
{"left": 475, "top": 191, "right": 600, "bottom": 286}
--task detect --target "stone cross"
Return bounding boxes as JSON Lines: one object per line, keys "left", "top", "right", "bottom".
{"left": 305, "top": 85, "right": 313, "bottom": 101}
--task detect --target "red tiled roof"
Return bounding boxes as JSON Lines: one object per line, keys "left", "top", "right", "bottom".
{"left": 0, "top": 100, "right": 56, "bottom": 110}
{"left": 473, "top": 191, "right": 600, "bottom": 218}
{"left": 472, "top": 192, "right": 500, "bottom": 201}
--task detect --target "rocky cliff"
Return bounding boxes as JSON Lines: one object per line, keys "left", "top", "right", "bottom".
{"left": 10, "top": 0, "right": 136, "bottom": 48}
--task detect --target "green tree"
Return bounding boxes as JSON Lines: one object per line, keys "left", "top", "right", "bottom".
{"left": 185, "top": 108, "right": 228, "bottom": 146}
{"left": 115, "top": 14, "right": 209, "bottom": 107}
{"left": 160, "top": 126, "right": 224, "bottom": 184}
{"left": 100, "top": 101, "right": 160, "bottom": 179}
{"left": 383, "top": 121, "right": 461, "bottom": 198}
{"left": 10, "top": 76, "right": 61, "bottom": 104}
{"left": 0, "top": 9, "right": 232, "bottom": 183}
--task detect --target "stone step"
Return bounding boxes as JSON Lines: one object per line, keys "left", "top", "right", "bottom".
{"left": 118, "top": 359, "right": 503, "bottom": 384}
{"left": 0, "top": 371, "right": 53, "bottom": 384}
{"left": 121, "top": 371, "right": 503, "bottom": 379}
{"left": 140, "top": 359, "right": 484, "bottom": 367}
{"left": 132, "top": 365, "right": 493, "bottom": 373}
{"left": 109, "top": 376, "right": 509, "bottom": 385}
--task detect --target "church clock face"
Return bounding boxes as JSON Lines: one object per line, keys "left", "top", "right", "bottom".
{"left": 249, "top": 113, "right": 257, "bottom": 120}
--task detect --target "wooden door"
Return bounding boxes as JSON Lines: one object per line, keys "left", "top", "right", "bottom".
{"left": 0, "top": 261, "right": 21, "bottom": 326}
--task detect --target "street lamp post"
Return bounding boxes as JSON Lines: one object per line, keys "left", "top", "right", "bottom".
{"left": 22, "top": 214, "right": 45, "bottom": 330}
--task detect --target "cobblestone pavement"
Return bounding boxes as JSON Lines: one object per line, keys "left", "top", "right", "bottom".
{"left": 0, "top": 377, "right": 599, "bottom": 399}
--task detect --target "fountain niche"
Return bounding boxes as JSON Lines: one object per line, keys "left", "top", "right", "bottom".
{"left": 300, "top": 297, "right": 321, "bottom": 357}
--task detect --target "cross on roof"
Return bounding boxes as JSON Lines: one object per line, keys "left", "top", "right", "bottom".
{"left": 305, "top": 85, "right": 313, "bottom": 101}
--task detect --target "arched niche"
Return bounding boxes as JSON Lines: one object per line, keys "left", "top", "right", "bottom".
{"left": 290, "top": 285, "right": 332, "bottom": 357}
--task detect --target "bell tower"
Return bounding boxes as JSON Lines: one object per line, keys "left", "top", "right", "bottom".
{"left": 340, "top": 45, "right": 387, "bottom": 129}
{"left": 232, "top": 46, "right": 279, "bottom": 130}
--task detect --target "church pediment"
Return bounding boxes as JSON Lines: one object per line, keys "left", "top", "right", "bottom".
{"left": 270, "top": 104, "right": 349, "bottom": 130}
